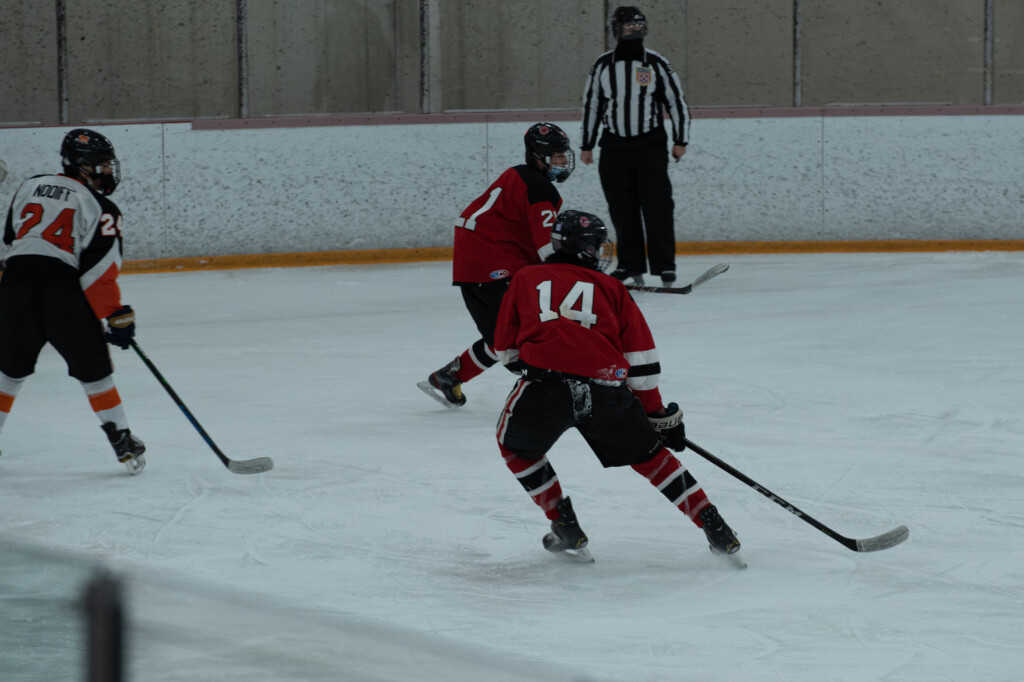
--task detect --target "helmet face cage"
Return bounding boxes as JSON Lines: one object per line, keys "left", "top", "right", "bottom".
{"left": 525, "top": 122, "right": 575, "bottom": 183}
{"left": 60, "top": 128, "right": 120, "bottom": 195}
{"left": 611, "top": 6, "right": 648, "bottom": 39}
{"left": 551, "top": 210, "right": 612, "bottom": 271}
{"left": 596, "top": 239, "right": 614, "bottom": 273}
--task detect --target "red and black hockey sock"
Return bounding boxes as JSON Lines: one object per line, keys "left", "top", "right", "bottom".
{"left": 453, "top": 339, "right": 498, "bottom": 384}
{"left": 631, "top": 447, "right": 711, "bottom": 525}
{"left": 500, "top": 446, "right": 564, "bottom": 520}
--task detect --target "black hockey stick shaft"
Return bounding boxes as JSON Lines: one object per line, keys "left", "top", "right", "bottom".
{"left": 684, "top": 438, "right": 908, "bottom": 552}
{"left": 130, "top": 340, "right": 273, "bottom": 474}
{"left": 625, "top": 263, "right": 729, "bottom": 295}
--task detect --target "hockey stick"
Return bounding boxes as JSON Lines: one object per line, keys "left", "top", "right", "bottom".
{"left": 684, "top": 438, "right": 908, "bottom": 552}
{"left": 130, "top": 340, "right": 274, "bottom": 474}
{"left": 625, "top": 263, "right": 729, "bottom": 294}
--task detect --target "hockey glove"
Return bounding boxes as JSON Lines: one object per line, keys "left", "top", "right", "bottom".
{"left": 648, "top": 402, "right": 686, "bottom": 451}
{"left": 105, "top": 305, "right": 136, "bottom": 349}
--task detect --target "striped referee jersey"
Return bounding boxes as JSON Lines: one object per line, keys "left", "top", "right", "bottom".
{"left": 580, "top": 48, "right": 689, "bottom": 149}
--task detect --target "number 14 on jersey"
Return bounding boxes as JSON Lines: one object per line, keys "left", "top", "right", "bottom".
{"left": 536, "top": 280, "right": 597, "bottom": 329}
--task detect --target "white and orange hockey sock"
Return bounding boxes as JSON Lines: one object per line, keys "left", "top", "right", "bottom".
{"left": 81, "top": 376, "right": 128, "bottom": 431}
{"left": 0, "top": 372, "right": 27, "bottom": 433}
{"left": 500, "top": 446, "right": 565, "bottom": 520}
{"left": 632, "top": 447, "right": 711, "bottom": 525}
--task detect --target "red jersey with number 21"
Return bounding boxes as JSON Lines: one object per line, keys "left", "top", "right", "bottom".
{"left": 452, "top": 164, "right": 562, "bottom": 285}
{"left": 494, "top": 262, "right": 665, "bottom": 413}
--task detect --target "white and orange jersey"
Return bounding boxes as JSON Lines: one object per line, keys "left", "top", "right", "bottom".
{"left": 3, "top": 173, "right": 124, "bottom": 318}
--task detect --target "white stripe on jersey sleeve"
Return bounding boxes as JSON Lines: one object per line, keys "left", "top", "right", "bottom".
{"left": 624, "top": 348, "right": 661, "bottom": 391}
{"left": 497, "top": 348, "right": 520, "bottom": 366}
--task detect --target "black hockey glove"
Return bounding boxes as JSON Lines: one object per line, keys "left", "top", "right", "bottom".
{"left": 648, "top": 402, "right": 686, "bottom": 451}
{"left": 105, "top": 305, "right": 136, "bottom": 349}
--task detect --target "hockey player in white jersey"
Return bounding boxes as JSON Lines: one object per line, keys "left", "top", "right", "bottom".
{"left": 0, "top": 129, "right": 145, "bottom": 473}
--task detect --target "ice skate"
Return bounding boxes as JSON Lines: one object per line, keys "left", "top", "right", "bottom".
{"left": 542, "top": 497, "right": 594, "bottom": 563}
{"left": 699, "top": 504, "right": 740, "bottom": 555}
{"left": 660, "top": 271, "right": 677, "bottom": 287}
{"left": 417, "top": 361, "right": 466, "bottom": 408}
{"left": 609, "top": 268, "right": 645, "bottom": 286}
{"left": 101, "top": 422, "right": 146, "bottom": 475}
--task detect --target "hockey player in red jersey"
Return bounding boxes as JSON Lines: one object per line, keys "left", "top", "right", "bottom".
{"left": 493, "top": 210, "right": 740, "bottom": 560}
{"left": 418, "top": 122, "right": 575, "bottom": 408}
{"left": 0, "top": 129, "right": 145, "bottom": 473}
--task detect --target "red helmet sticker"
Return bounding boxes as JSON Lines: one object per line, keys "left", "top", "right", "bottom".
{"left": 77, "top": 133, "right": 90, "bottom": 143}
{"left": 579, "top": 216, "right": 591, "bottom": 227}
{"left": 538, "top": 125, "right": 550, "bottom": 135}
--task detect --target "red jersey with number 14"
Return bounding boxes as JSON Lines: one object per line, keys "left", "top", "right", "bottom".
{"left": 452, "top": 164, "right": 562, "bottom": 285}
{"left": 494, "top": 262, "right": 664, "bottom": 413}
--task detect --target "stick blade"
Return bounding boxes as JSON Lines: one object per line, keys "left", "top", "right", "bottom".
{"left": 692, "top": 262, "right": 730, "bottom": 288}
{"left": 227, "top": 456, "right": 275, "bottom": 474}
{"left": 854, "top": 525, "right": 909, "bottom": 552}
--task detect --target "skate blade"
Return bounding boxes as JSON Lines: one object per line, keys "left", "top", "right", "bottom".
{"left": 416, "top": 380, "right": 463, "bottom": 409}
{"left": 710, "top": 547, "right": 747, "bottom": 569}
{"left": 122, "top": 454, "right": 146, "bottom": 475}
{"left": 563, "top": 546, "right": 595, "bottom": 564}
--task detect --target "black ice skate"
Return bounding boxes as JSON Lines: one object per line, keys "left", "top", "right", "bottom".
{"left": 699, "top": 504, "right": 740, "bottom": 555}
{"left": 417, "top": 361, "right": 466, "bottom": 408}
{"left": 660, "top": 271, "right": 677, "bottom": 287}
{"left": 102, "top": 422, "right": 146, "bottom": 475}
{"left": 542, "top": 497, "right": 594, "bottom": 563}
{"left": 609, "top": 268, "right": 645, "bottom": 286}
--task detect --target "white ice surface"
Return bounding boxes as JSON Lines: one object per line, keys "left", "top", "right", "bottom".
{"left": 2, "top": 252, "right": 1023, "bottom": 681}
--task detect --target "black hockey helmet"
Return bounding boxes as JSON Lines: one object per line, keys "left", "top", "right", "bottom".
{"left": 524, "top": 122, "right": 575, "bottom": 183}
{"left": 549, "top": 210, "right": 613, "bottom": 272}
{"left": 61, "top": 128, "right": 120, "bottom": 195}
{"left": 611, "top": 6, "right": 648, "bottom": 40}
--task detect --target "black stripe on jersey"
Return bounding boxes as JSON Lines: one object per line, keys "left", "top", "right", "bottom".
{"left": 628, "top": 362, "right": 661, "bottom": 378}
{"left": 78, "top": 192, "right": 123, "bottom": 276}
{"left": 622, "top": 60, "right": 633, "bottom": 137}
{"left": 513, "top": 164, "right": 560, "bottom": 206}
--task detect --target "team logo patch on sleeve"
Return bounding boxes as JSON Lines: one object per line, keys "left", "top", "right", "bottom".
{"left": 490, "top": 269, "right": 510, "bottom": 280}
{"left": 635, "top": 67, "right": 652, "bottom": 86}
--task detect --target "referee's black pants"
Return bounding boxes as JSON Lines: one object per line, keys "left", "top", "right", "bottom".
{"left": 597, "top": 127, "right": 676, "bottom": 276}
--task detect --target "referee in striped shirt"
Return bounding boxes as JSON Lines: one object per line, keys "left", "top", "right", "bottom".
{"left": 580, "top": 6, "right": 689, "bottom": 287}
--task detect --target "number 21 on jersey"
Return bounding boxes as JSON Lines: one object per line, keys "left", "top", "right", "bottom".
{"left": 456, "top": 188, "right": 557, "bottom": 231}
{"left": 536, "top": 280, "right": 597, "bottom": 329}
{"left": 456, "top": 188, "right": 501, "bottom": 231}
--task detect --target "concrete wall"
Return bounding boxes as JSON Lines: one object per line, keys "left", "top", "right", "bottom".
{"left": 67, "top": 1, "right": 239, "bottom": 121}
{"left": 0, "top": 1, "right": 58, "bottom": 125}
{"left": 437, "top": 0, "right": 603, "bottom": 111}
{"left": 2, "top": 112, "right": 1021, "bottom": 261}
{"left": 247, "top": 0, "right": 420, "bottom": 116}
{"left": 801, "top": 2, "right": 985, "bottom": 106}
{"left": 994, "top": 2, "right": 1024, "bottom": 104}
{"left": 682, "top": 0, "right": 794, "bottom": 108}
{"left": 2, "top": 1, "right": 1021, "bottom": 126}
